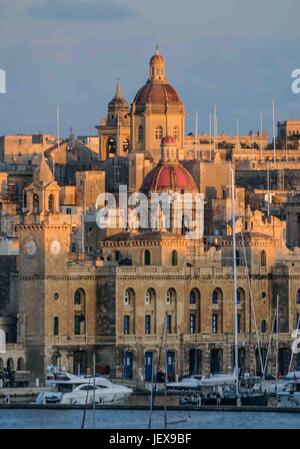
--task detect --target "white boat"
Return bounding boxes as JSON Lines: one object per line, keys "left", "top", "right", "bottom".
{"left": 277, "top": 371, "right": 300, "bottom": 407}
{"left": 35, "top": 372, "right": 133, "bottom": 405}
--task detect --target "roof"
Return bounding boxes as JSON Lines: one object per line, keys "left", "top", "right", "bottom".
{"left": 133, "top": 80, "right": 182, "bottom": 106}
{"left": 32, "top": 152, "right": 53, "bottom": 185}
{"left": 140, "top": 162, "right": 198, "bottom": 195}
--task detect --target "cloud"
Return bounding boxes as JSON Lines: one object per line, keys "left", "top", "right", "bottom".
{"left": 28, "top": 0, "right": 135, "bottom": 22}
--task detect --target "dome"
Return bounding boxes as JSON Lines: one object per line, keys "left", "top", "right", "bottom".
{"left": 140, "top": 162, "right": 198, "bottom": 195}
{"left": 161, "top": 135, "right": 175, "bottom": 145}
{"left": 133, "top": 81, "right": 182, "bottom": 106}
{"left": 33, "top": 152, "right": 53, "bottom": 185}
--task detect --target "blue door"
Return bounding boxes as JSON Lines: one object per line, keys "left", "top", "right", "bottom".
{"left": 124, "top": 352, "right": 133, "bottom": 379}
{"left": 167, "top": 351, "right": 175, "bottom": 381}
{"left": 144, "top": 352, "right": 153, "bottom": 382}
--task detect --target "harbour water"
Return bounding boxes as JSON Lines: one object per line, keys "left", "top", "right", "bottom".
{"left": 0, "top": 409, "right": 300, "bottom": 429}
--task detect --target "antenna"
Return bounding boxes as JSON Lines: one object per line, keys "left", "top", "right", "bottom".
{"left": 214, "top": 105, "right": 217, "bottom": 152}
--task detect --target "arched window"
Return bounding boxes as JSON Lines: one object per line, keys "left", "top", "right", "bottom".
{"left": 48, "top": 194, "right": 54, "bottom": 213}
{"left": 144, "top": 249, "right": 151, "bottom": 266}
{"left": 297, "top": 289, "right": 300, "bottom": 304}
{"left": 53, "top": 317, "right": 59, "bottom": 336}
{"left": 155, "top": 126, "right": 163, "bottom": 140}
{"left": 145, "top": 288, "right": 156, "bottom": 305}
{"left": 33, "top": 194, "right": 39, "bottom": 214}
{"left": 189, "top": 288, "right": 200, "bottom": 305}
{"left": 17, "top": 357, "right": 25, "bottom": 371}
{"left": 171, "top": 250, "right": 178, "bottom": 266}
{"left": 261, "top": 250, "right": 267, "bottom": 267}
{"left": 107, "top": 137, "right": 116, "bottom": 154}
{"left": 237, "top": 288, "right": 245, "bottom": 304}
{"left": 138, "top": 125, "right": 144, "bottom": 143}
{"left": 212, "top": 288, "right": 223, "bottom": 305}
{"left": 74, "top": 288, "right": 85, "bottom": 305}
{"left": 166, "top": 288, "right": 176, "bottom": 304}
{"left": 7, "top": 358, "right": 14, "bottom": 369}
{"left": 261, "top": 319, "right": 267, "bottom": 334}
{"left": 173, "top": 126, "right": 179, "bottom": 141}
{"left": 124, "top": 288, "right": 134, "bottom": 306}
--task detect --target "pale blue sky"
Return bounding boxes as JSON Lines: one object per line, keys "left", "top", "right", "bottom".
{"left": 0, "top": 0, "right": 299, "bottom": 138}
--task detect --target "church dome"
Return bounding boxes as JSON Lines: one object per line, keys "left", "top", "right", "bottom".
{"left": 140, "top": 162, "right": 198, "bottom": 195}
{"left": 133, "top": 81, "right": 181, "bottom": 106}
{"left": 132, "top": 47, "right": 184, "bottom": 111}
{"left": 33, "top": 152, "right": 53, "bottom": 185}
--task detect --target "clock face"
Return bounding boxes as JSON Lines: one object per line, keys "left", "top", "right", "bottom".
{"left": 23, "top": 238, "right": 38, "bottom": 258}
{"left": 50, "top": 239, "right": 61, "bottom": 256}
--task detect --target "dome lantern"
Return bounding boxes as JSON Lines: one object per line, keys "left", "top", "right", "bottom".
{"left": 149, "top": 45, "right": 166, "bottom": 81}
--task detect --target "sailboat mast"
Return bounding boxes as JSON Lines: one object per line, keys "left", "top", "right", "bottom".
{"left": 275, "top": 295, "right": 279, "bottom": 389}
{"left": 231, "top": 169, "right": 239, "bottom": 398}
{"left": 164, "top": 313, "right": 168, "bottom": 429}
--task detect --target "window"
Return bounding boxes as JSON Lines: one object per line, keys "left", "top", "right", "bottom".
{"left": 74, "top": 315, "right": 83, "bottom": 335}
{"left": 237, "top": 288, "right": 244, "bottom": 305}
{"left": 145, "top": 290, "right": 151, "bottom": 305}
{"left": 261, "top": 250, "right": 266, "bottom": 267}
{"left": 212, "top": 314, "right": 218, "bottom": 334}
{"left": 155, "top": 126, "right": 163, "bottom": 140}
{"left": 189, "top": 289, "right": 199, "bottom": 305}
{"left": 145, "top": 315, "right": 151, "bottom": 335}
{"left": 53, "top": 317, "right": 59, "bottom": 336}
{"left": 296, "top": 289, "right": 300, "bottom": 304}
{"left": 212, "top": 288, "right": 222, "bottom": 305}
{"left": 190, "top": 313, "right": 196, "bottom": 334}
{"left": 53, "top": 292, "right": 59, "bottom": 301}
{"left": 166, "top": 288, "right": 176, "bottom": 305}
{"left": 48, "top": 194, "right": 54, "bottom": 213}
{"left": 74, "top": 289, "right": 85, "bottom": 305}
{"left": 173, "top": 126, "right": 179, "bottom": 141}
{"left": 236, "top": 250, "right": 242, "bottom": 267}
{"left": 138, "top": 126, "right": 144, "bottom": 143}
{"left": 171, "top": 250, "right": 178, "bottom": 266}
{"left": 237, "top": 314, "right": 241, "bottom": 334}
{"left": 124, "top": 316, "right": 130, "bottom": 335}
{"left": 166, "top": 290, "right": 171, "bottom": 304}
{"left": 260, "top": 291, "right": 267, "bottom": 300}
{"left": 33, "top": 194, "right": 39, "bottom": 214}
{"left": 297, "top": 313, "right": 300, "bottom": 329}
{"left": 167, "top": 314, "right": 172, "bottom": 334}
{"left": 261, "top": 319, "right": 267, "bottom": 334}
{"left": 144, "top": 249, "right": 151, "bottom": 266}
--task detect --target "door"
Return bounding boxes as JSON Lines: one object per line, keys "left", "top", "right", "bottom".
{"left": 124, "top": 352, "right": 133, "bottom": 379}
{"left": 189, "top": 349, "right": 202, "bottom": 375}
{"left": 167, "top": 351, "right": 175, "bottom": 381}
{"left": 144, "top": 352, "right": 153, "bottom": 382}
{"left": 73, "top": 351, "right": 88, "bottom": 374}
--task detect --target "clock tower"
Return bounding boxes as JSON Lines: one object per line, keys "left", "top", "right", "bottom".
{"left": 17, "top": 152, "right": 72, "bottom": 378}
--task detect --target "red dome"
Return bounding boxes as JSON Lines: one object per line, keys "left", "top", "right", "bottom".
{"left": 133, "top": 81, "right": 182, "bottom": 106}
{"left": 161, "top": 135, "right": 175, "bottom": 145}
{"left": 140, "top": 163, "right": 198, "bottom": 195}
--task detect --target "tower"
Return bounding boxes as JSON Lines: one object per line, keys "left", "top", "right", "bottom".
{"left": 17, "top": 153, "right": 72, "bottom": 378}
{"left": 97, "top": 80, "right": 131, "bottom": 160}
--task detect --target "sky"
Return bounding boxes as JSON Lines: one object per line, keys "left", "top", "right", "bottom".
{"left": 0, "top": 0, "right": 299, "bottom": 139}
